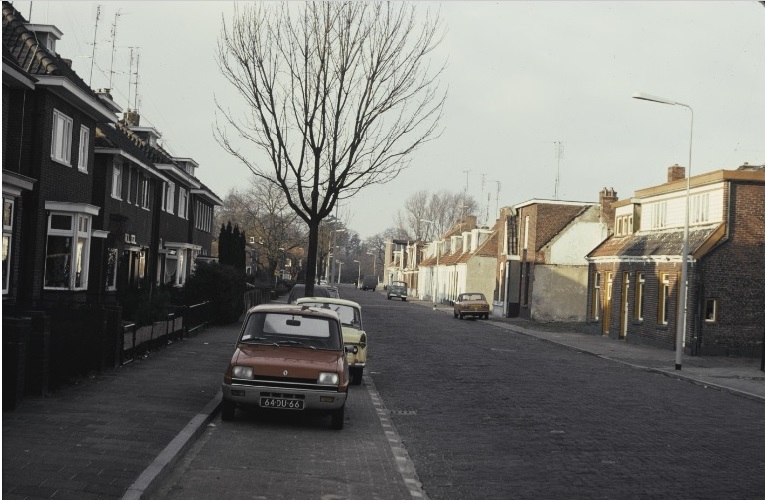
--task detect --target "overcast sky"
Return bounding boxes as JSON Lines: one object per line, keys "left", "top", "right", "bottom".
{"left": 19, "top": 1, "right": 765, "bottom": 239}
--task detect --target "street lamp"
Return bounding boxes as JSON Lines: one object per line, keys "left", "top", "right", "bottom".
{"left": 326, "top": 226, "right": 345, "bottom": 284}
{"left": 633, "top": 91, "right": 693, "bottom": 371}
{"left": 420, "top": 219, "right": 439, "bottom": 308}
{"left": 336, "top": 261, "right": 344, "bottom": 283}
{"left": 353, "top": 259, "right": 361, "bottom": 287}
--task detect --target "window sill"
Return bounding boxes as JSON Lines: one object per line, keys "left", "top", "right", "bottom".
{"left": 51, "top": 157, "right": 72, "bottom": 168}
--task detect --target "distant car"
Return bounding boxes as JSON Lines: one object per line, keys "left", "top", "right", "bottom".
{"left": 361, "top": 275, "right": 378, "bottom": 291}
{"left": 221, "top": 303, "right": 350, "bottom": 429}
{"left": 453, "top": 292, "right": 490, "bottom": 320}
{"left": 387, "top": 281, "right": 408, "bottom": 301}
{"left": 287, "top": 284, "right": 334, "bottom": 304}
{"left": 296, "top": 297, "right": 367, "bottom": 385}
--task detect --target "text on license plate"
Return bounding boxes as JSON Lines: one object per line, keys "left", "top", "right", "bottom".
{"left": 260, "top": 397, "right": 304, "bottom": 410}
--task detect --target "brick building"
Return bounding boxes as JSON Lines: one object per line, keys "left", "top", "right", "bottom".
{"left": 587, "top": 164, "right": 765, "bottom": 357}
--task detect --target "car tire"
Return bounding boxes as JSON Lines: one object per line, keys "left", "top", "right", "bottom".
{"left": 458, "top": 313, "right": 463, "bottom": 320}
{"left": 453, "top": 310, "right": 458, "bottom": 318}
{"left": 350, "top": 367, "right": 363, "bottom": 385}
{"left": 387, "top": 295, "right": 391, "bottom": 300}
{"left": 221, "top": 399, "right": 235, "bottom": 421}
{"left": 331, "top": 405, "right": 345, "bottom": 430}
{"left": 402, "top": 298, "right": 407, "bottom": 301}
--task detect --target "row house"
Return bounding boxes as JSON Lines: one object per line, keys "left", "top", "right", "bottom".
{"left": 418, "top": 216, "right": 498, "bottom": 307}
{"left": 383, "top": 238, "right": 422, "bottom": 294}
{"left": 587, "top": 164, "right": 765, "bottom": 357}
{"left": 2, "top": 2, "right": 221, "bottom": 406}
{"left": 494, "top": 192, "right": 614, "bottom": 321}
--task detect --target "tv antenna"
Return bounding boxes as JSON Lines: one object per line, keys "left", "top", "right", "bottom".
{"left": 108, "top": 10, "right": 123, "bottom": 89}
{"left": 88, "top": 5, "right": 101, "bottom": 86}
{"left": 554, "top": 141, "right": 564, "bottom": 199}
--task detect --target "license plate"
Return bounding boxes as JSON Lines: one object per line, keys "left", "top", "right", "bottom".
{"left": 260, "top": 397, "right": 304, "bottom": 410}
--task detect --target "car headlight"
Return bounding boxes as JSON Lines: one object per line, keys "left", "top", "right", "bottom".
{"left": 232, "top": 366, "right": 254, "bottom": 379}
{"left": 318, "top": 372, "right": 339, "bottom": 386}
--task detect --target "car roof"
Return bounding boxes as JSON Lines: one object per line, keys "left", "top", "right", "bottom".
{"left": 295, "top": 296, "right": 361, "bottom": 310}
{"left": 245, "top": 303, "right": 341, "bottom": 321}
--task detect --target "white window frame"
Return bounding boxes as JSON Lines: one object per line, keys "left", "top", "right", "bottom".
{"left": 658, "top": 273, "right": 671, "bottom": 325}
{"left": 43, "top": 210, "right": 93, "bottom": 290}
{"left": 164, "top": 181, "right": 175, "bottom": 213}
{"left": 635, "top": 272, "right": 645, "bottom": 321}
{"left": 126, "top": 166, "right": 133, "bottom": 204}
{"left": 651, "top": 201, "right": 667, "bottom": 229}
{"left": 178, "top": 188, "right": 188, "bottom": 219}
{"left": 691, "top": 192, "right": 710, "bottom": 224}
{"left": 140, "top": 178, "right": 150, "bottom": 209}
{"left": 111, "top": 163, "right": 123, "bottom": 200}
{"left": 77, "top": 125, "right": 90, "bottom": 172}
{"left": 3, "top": 197, "right": 14, "bottom": 294}
{"left": 51, "top": 109, "right": 73, "bottom": 166}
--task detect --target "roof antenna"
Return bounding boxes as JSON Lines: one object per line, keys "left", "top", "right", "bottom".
{"left": 108, "top": 10, "right": 122, "bottom": 90}
{"left": 88, "top": 5, "right": 101, "bottom": 86}
{"left": 133, "top": 49, "right": 141, "bottom": 112}
{"left": 554, "top": 141, "right": 564, "bottom": 200}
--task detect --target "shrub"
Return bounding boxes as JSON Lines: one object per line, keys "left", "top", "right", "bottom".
{"left": 183, "top": 262, "right": 246, "bottom": 324}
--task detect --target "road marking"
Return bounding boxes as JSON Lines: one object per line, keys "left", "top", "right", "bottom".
{"left": 365, "top": 374, "right": 429, "bottom": 500}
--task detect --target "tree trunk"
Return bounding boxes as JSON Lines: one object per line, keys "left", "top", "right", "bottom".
{"left": 304, "top": 221, "right": 320, "bottom": 296}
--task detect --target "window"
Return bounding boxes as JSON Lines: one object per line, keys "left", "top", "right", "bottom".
{"left": 126, "top": 167, "right": 133, "bottom": 204}
{"left": 44, "top": 212, "right": 92, "bottom": 290}
{"left": 704, "top": 298, "right": 717, "bottom": 323}
{"left": 51, "top": 109, "right": 73, "bottom": 165}
{"left": 634, "top": 272, "right": 645, "bottom": 321}
{"left": 140, "top": 179, "right": 150, "bottom": 209}
{"left": 658, "top": 273, "right": 671, "bottom": 325}
{"left": 178, "top": 188, "right": 188, "bottom": 219}
{"left": 195, "top": 201, "right": 212, "bottom": 232}
{"left": 111, "top": 163, "right": 122, "bottom": 199}
{"left": 592, "top": 272, "right": 601, "bottom": 319}
{"left": 616, "top": 215, "right": 634, "bottom": 236}
{"left": 105, "top": 248, "right": 118, "bottom": 291}
{"left": 77, "top": 126, "right": 90, "bottom": 172}
{"left": 691, "top": 193, "right": 710, "bottom": 224}
{"left": 651, "top": 201, "right": 667, "bottom": 229}
{"left": 3, "top": 198, "right": 14, "bottom": 294}
{"left": 523, "top": 215, "right": 530, "bottom": 250}
{"left": 163, "top": 182, "right": 175, "bottom": 213}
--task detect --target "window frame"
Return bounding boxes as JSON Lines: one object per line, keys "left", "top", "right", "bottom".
{"left": 164, "top": 181, "right": 175, "bottom": 213}
{"left": 178, "top": 188, "right": 188, "bottom": 219}
{"left": 111, "top": 163, "right": 123, "bottom": 200}
{"left": 634, "top": 272, "right": 645, "bottom": 321}
{"left": 658, "top": 273, "right": 671, "bottom": 325}
{"left": 43, "top": 210, "right": 93, "bottom": 291}
{"left": 140, "top": 178, "right": 150, "bottom": 209}
{"left": 3, "top": 197, "right": 14, "bottom": 294}
{"left": 592, "top": 271, "right": 601, "bottom": 320}
{"left": 704, "top": 298, "right": 717, "bottom": 323}
{"left": 51, "top": 109, "right": 73, "bottom": 166}
{"left": 77, "top": 125, "right": 90, "bottom": 172}
{"left": 651, "top": 201, "right": 667, "bottom": 229}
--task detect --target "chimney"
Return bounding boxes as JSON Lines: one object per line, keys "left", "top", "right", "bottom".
{"left": 599, "top": 187, "right": 618, "bottom": 229}
{"left": 667, "top": 164, "right": 686, "bottom": 183}
{"left": 60, "top": 58, "right": 72, "bottom": 68}
{"left": 123, "top": 110, "right": 140, "bottom": 127}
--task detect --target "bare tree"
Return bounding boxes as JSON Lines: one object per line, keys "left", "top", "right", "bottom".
{"left": 215, "top": 2, "right": 446, "bottom": 293}
{"left": 217, "top": 180, "right": 305, "bottom": 281}
{"left": 394, "top": 190, "right": 478, "bottom": 240}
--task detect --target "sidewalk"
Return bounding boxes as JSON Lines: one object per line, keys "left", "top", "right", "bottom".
{"left": 412, "top": 297, "right": 765, "bottom": 402}
{"left": 2, "top": 323, "right": 241, "bottom": 500}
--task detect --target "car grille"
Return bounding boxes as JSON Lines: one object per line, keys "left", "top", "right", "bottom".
{"left": 232, "top": 375, "right": 332, "bottom": 392}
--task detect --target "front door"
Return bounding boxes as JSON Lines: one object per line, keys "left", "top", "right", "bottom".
{"left": 620, "top": 271, "right": 629, "bottom": 339}
{"left": 602, "top": 272, "right": 613, "bottom": 336}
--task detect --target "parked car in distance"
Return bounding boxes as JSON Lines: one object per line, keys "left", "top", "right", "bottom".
{"left": 221, "top": 303, "right": 349, "bottom": 429}
{"left": 296, "top": 297, "right": 367, "bottom": 385}
{"left": 287, "top": 284, "right": 339, "bottom": 304}
{"left": 453, "top": 292, "right": 490, "bottom": 320}
{"left": 387, "top": 281, "right": 408, "bottom": 301}
{"left": 361, "top": 275, "right": 378, "bottom": 291}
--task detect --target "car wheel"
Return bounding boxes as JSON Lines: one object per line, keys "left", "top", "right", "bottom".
{"left": 453, "top": 310, "right": 458, "bottom": 318}
{"left": 458, "top": 313, "right": 463, "bottom": 320}
{"left": 221, "top": 399, "right": 235, "bottom": 421}
{"left": 387, "top": 295, "right": 391, "bottom": 300}
{"left": 402, "top": 298, "right": 407, "bottom": 301}
{"left": 350, "top": 367, "right": 363, "bottom": 385}
{"left": 484, "top": 313, "right": 489, "bottom": 320}
{"left": 331, "top": 405, "right": 345, "bottom": 430}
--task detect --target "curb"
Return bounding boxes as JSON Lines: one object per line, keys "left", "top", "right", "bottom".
{"left": 121, "top": 390, "right": 223, "bottom": 500}
{"left": 487, "top": 321, "right": 765, "bottom": 404}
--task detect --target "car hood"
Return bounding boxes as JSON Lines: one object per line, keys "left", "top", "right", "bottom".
{"left": 233, "top": 344, "right": 345, "bottom": 378}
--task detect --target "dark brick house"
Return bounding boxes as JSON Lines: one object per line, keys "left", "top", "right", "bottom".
{"left": 587, "top": 164, "right": 765, "bottom": 357}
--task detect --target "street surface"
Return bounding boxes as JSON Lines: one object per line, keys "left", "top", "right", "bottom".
{"left": 153, "top": 285, "right": 765, "bottom": 499}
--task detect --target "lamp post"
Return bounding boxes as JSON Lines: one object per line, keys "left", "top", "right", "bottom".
{"left": 353, "top": 259, "right": 361, "bottom": 287}
{"left": 336, "top": 261, "right": 344, "bottom": 283}
{"left": 633, "top": 91, "right": 693, "bottom": 371}
{"left": 420, "top": 219, "right": 439, "bottom": 308}
{"left": 275, "top": 247, "right": 285, "bottom": 288}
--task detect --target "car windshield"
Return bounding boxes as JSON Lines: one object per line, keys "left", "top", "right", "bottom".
{"left": 299, "top": 302, "right": 361, "bottom": 329}
{"left": 392, "top": 282, "right": 406, "bottom": 287}
{"left": 240, "top": 312, "right": 341, "bottom": 350}
{"left": 460, "top": 293, "right": 486, "bottom": 301}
